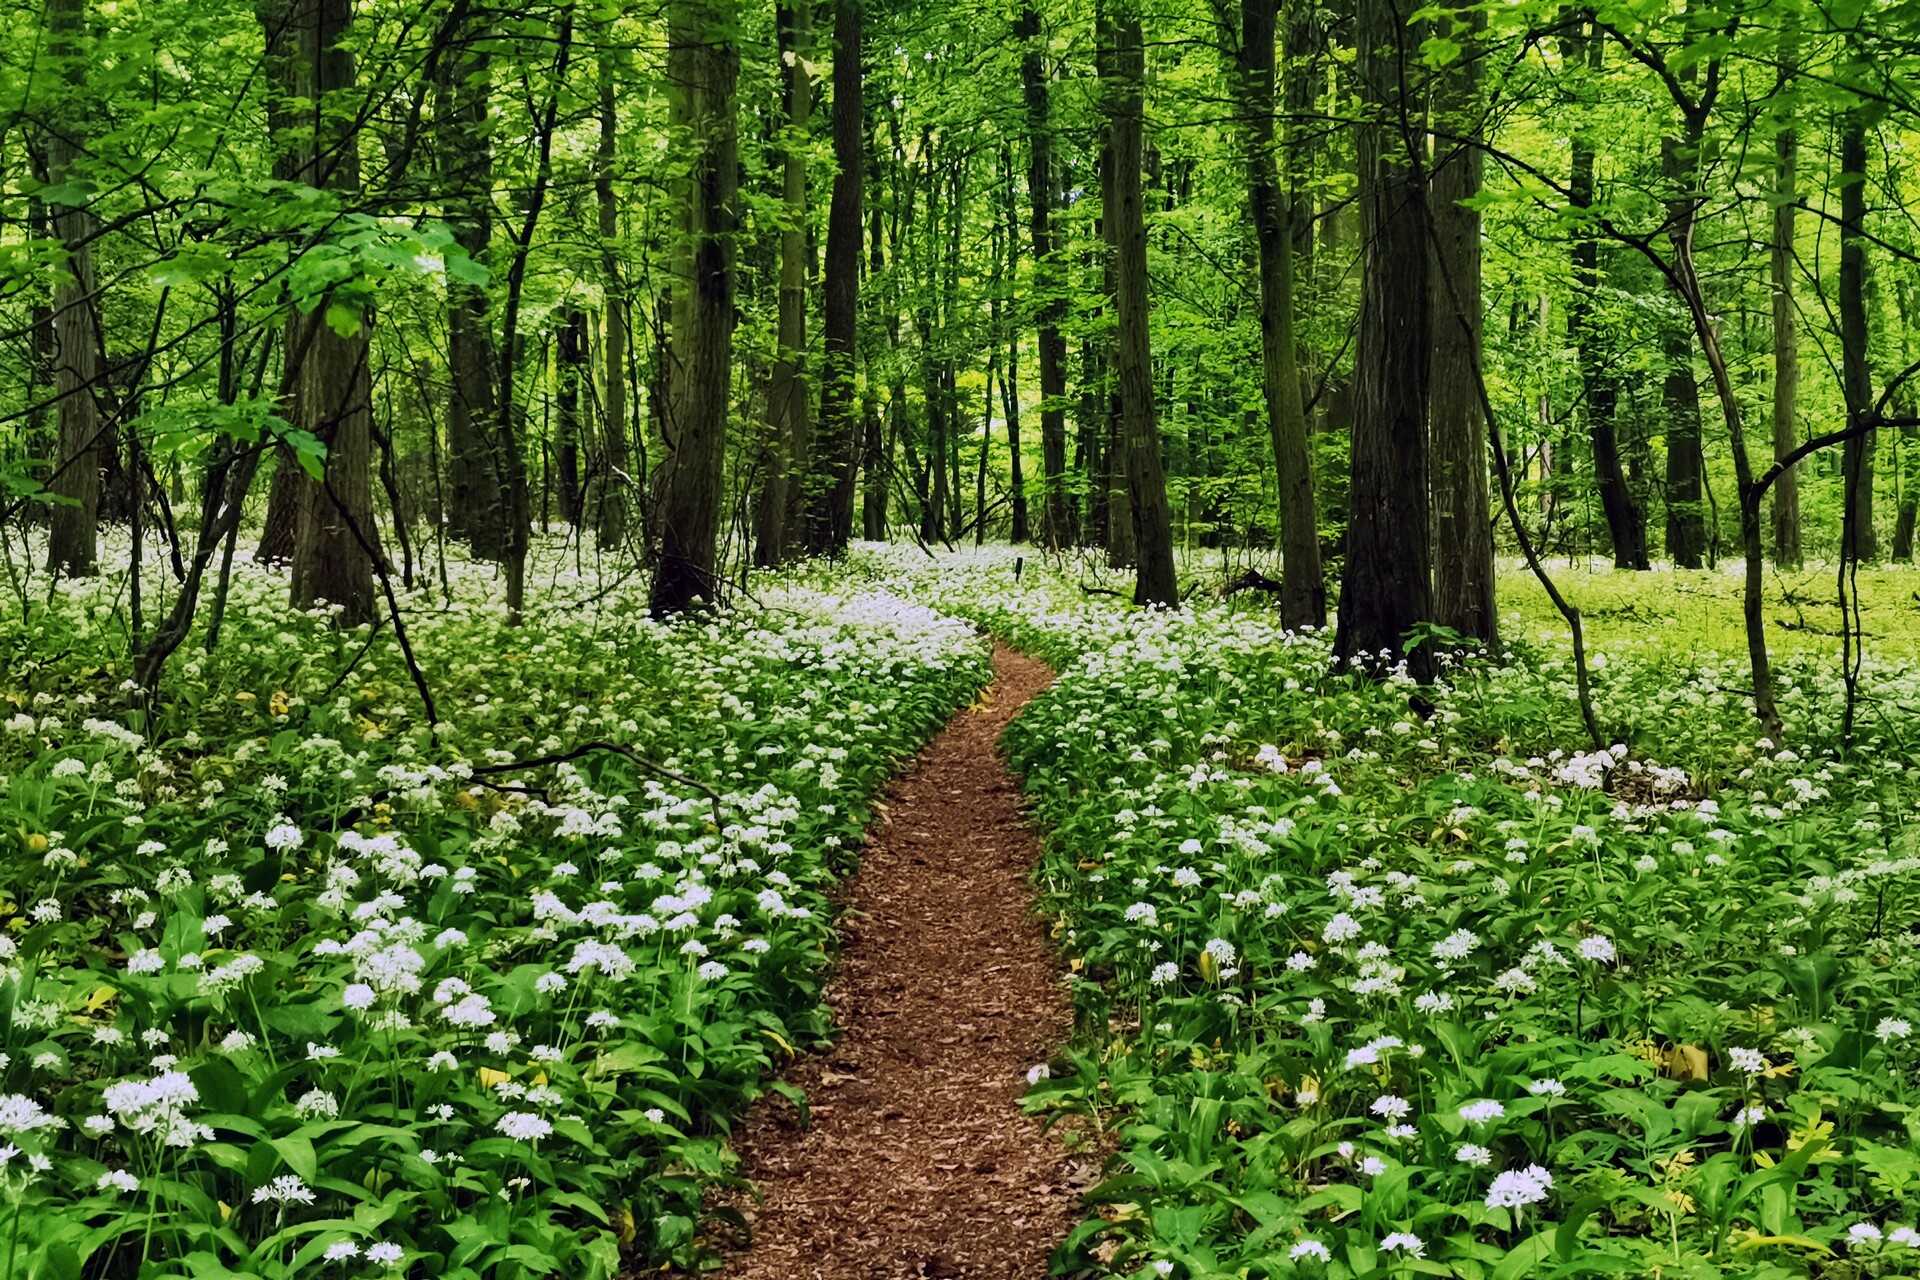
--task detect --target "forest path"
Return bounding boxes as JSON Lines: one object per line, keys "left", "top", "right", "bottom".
{"left": 715, "top": 644, "right": 1087, "bottom": 1280}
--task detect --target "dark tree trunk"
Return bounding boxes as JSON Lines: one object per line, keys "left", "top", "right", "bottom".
{"left": 805, "top": 0, "right": 863, "bottom": 554}
{"left": 288, "top": 0, "right": 378, "bottom": 625}
{"left": 1001, "top": 146, "right": 1029, "bottom": 543}
{"left": 1661, "top": 124, "right": 1707, "bottom": 569}
{"left": 591, "top": 35, "right": 633, "bottom": 549}
{"left": 650, "top": 0, "right": 738, "bottom": 614}
{"left": 1769, "top": 28, "right": 1801, "bottom": 568}
{"left": 45, "top": 0, "right": 103, "bottom": 578}
{"left": 1429, "top": 0, "right": 1495, "bottom": 643}
{"left": 556, "top": 307, "right": 586, "bottom": 526}
{"left": 1104, "top": 5, "right": 1175, "bottom": 604}
{"left": 1236, "top": 0, "right": 1323, "bottom": 627}
{"left": 757, "top": 0, "right": 811, "bottom": 566}
{"left": 1334, "top": 0, "right": 1433, "bottom": 679}
{"left": 438, "top": 16, "right": 506, "bottom": 559}
{"left": 1563, "top": 21, "right": 1646, "bottom": 570}
{"left": 1839, "top": 112, "right": 1876, "bottom": 564}
{"left": 1017, "top": 3, "right": 1071, "bottom": 549}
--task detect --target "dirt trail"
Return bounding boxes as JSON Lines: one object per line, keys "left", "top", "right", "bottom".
{"left": 717, "top": 644, "right": 1086, "bottom": 1280}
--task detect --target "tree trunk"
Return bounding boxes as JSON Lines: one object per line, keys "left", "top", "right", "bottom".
{"left": 1562, "top": 19, "right": 1646, "bottom": 571}
{"left": 1017, "top": 3, "right": 1072, "bottom": 549}
{"left": 1839, "top": 111, "right": 1875, "bottom": 564}
{"left": 1334, "top": 0, "right": 1433, "bottom": 679}
{"left": 45, "top": 0, "right": 103, "bottom": 579}
{"left": 1105, "top": 5, "right": 1176, "bottom": 605}
{"left": 556, "top": 307, "right": 586, "bottom": 526}
{"left": 438, "top": 18, "right": 506, "bottom": 559}
{"left": 805, "top": 0, "right": 862, "bottom": 555}
{"left": 1768, "top": 31, "right": 1801, "bottom": 568}
{"left": 1428, "top": 1, "right": 1495, "bottom": 642}
{"left": 1002, "top": 146, "right": 1029, "bottom": 544}
{"left": 1661, "top": 123, "right": 1707, "bottom": 569}
{"left": 650, "top": 0, "right": 737, "bottom": 613}
{"left": 1235, "top": 0, "right": 1324, "bottom": 627}
{"left": 757, "top": 0, "right": 811, "bottom": 566}
{"left": 288, "top": 0, "right": 378, "bottom": 625}
{"left": 591, "top": 35, "right": 633, "bottom": 550}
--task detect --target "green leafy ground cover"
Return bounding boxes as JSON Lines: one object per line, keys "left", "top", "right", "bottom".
{"left": 0, "top": 540, "right": 988, "bottom": 1278}
{"left": 880, "top": 547, "right": 1920, "bottom": 1280}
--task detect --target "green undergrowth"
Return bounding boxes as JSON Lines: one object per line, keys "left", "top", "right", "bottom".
{"left": 870, "top": 545, "right": 1920, "bottom": 1280}
{"left": 0, "top": 536, "right": 989, "bottom": 1278}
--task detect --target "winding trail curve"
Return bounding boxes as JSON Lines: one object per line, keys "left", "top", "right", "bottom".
{"left": 718, "top": 644, "right": 1087, "bottom": 1279}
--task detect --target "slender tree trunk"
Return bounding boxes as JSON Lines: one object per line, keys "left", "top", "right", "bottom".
{"left": 1017, "top": 3, "right": 1071, "bottom": 549}
{"left": 1769, "top": 32, "right": 1801, "bottom": 568}
{"left": 592, "top": 36, "right": 633, "bottom": 549}
{"left": 1661, "top": 119, "right": 1707, "bottom": 569}
{"left": 1429, "top": 0, "right": 1495, "bottom": 643}
{"left": 556, "top": 307, "right": 585, "bottom": 526}
{"left": 288, "top": 0, "right": 378, "bottom": 625}
{"left": 758, "top": 0, "right": 811, "bottom": 566}
{"left": 803, "top": 0, "right": 863, "bottom": 554}
{"left": 438, "top": 17, "right": 507, "bottom": 559}
{"left": 1334, "top": 0, "right": 1433, "bottom": 678}
{"left": 1002, "top": 146, "right": 1029, "bottom": 543}
{"left": 45, "top": 0, "right": 103, "bottom": 578}
{"left": 1562, "top": 19, "right": 1645, "bottom": 570}
{"left": 1105, "top": 4, "right": 1175, "bottom": 604}
{"left": 651, "top": 0, "right": 737, "bottom": 613}
{"left": 1839, "top": 110, "right": 1876, "bottom": 564}
{"left": 1236, "top": 0, "right": 1323, "bottom": 627}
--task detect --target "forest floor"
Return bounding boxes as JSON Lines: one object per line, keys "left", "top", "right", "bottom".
{"left": 714, "top": 644, "right": 1092, "bottom": 1280}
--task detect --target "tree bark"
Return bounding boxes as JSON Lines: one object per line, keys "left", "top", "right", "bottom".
{"left": 805, "top": 0, "right": 863, "bottom": 555}
{"left": 757, "top": 0, "right": 811, "bottom": 566}
{"left": 1768, "top": 31, "right": 1801, "bottom": 568}
{"left": 650, "top": 0, "right": 738, "bottom": 614}
{"left": 1839, "top": 111, "right": 1876, "bottom": 564}
{"left": 1428, "top": 2, "right": 1495, "bottom": 643}
{"left": 591, "top": 34, "right": 633, "bottom": 549}
{"left": 1235, "top": 0, "right": 1325, "bottom": 628}
{"left": 288, "top": 0, "right": 378, "bottom": 625}
{"left": 1334, "top": 0, "right": 1434, "bottom": 679}
{"left": 556, "top": 307, "right": 585, "bottom": 526}
{"left": 45, "top": 0, "right": 103, "bottom": 579}
{"left": 1661, "top": 124, "right": 1707, "bottom": 569}
{"left": 1104, "top": 6, "right": 1176, "bottom": 605}
{"left": 1017, "top": 3, "right": 1072, "bottom": 549}
{"left": 437, "top": 17, "right": 506, "bottom": 559}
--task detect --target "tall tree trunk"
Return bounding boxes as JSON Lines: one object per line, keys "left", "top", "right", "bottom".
{"left": 1335, "top": 0, "right": 1434, "bottom": 679}
{"left": 1236, "top": 0, "right": 1324, "bottom": 627}
{"left": 1002, "top": 146, "right": 1029, "bottom": 543}
{"left": 805, "top": 0, "right": 863, "bottom": 554}
{"left": 1768, "top": 30, "right": 1801, "bottom": 568}
{"left": 1839, "top": 109, "right": 1875, "bottom": 564}
{"left": 45, "top": 0, "right": 103, "bottom": 579}
{"left": 288, "top": 0, "right": 378, "bottom": 625}
{"left": 1105, "top": 5, "right": 1176, "bottom": 605}
{"left": 650, "top": 0, "right": 738, "bottom": 613}
{"left": 438, "top": 17, "right": 506, "bottom": 559}
{"left": 556, "top": 307, "right": 586, "bottom": 526}
{"left": 1429, "top": 1, "right": 1495, "bottom": 643}
{"left": 863, "top": 123, "right": 893, "bottom": 541}
{"left": 757, "top": 0, "right": 811, "bottom": 566}
{"left": 1661, "top": 118, "right": 1707, "bottom": 569}
{"left": 1017, "top": 2, "right": 1071, "bottom": 549}
{"left": 1562, "top": 19, "right": 1645, "bottom": 570}
{"left": 592, "top": 35, "right": 633, "bottom": 549}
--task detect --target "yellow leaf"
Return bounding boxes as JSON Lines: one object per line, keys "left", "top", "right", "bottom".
{"left": 218, "top": 1201, "right": 232, "bottom": 1222}
{"left": 612, "top": 1205, "right": 636, "bottom": 1246}
{"left": 1664, "top": 1045, "right": 1708, "bottom": 1082}
{"left": 1731, "top": 1231, "right": 1832, "bottom": 1255}
{"left": 82, "top": 986, "right": 118, "bottom": 1013}
{"left": 477, "top": 1067, "right": 510, "bottom": 1090}
{"left": 762, "top": 1028, "right": 795, "bottom": 1059}
{"left": 269, "top": 690, "right": 290, "bottom": 717}
{"left": 235, "top": 691, "right": 256, "bottom": 704}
